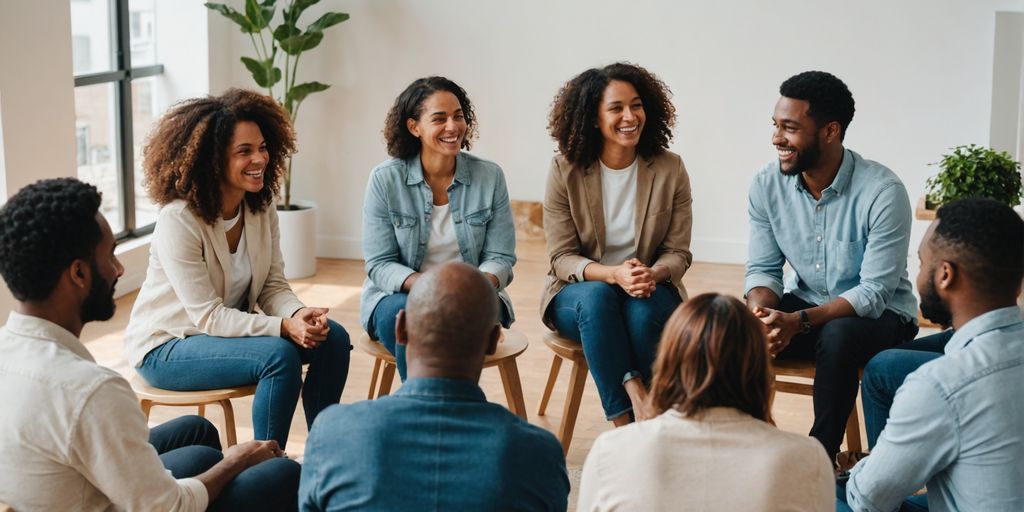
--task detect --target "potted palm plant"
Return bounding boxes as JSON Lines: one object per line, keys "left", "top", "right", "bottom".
{"left": 206, "top": 0, "right": 348, "bottom": 278}
{"left": 916, "top": 144, "right": 1023, "bottom": 220}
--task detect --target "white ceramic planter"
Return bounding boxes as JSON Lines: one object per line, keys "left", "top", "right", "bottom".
{"left": 277, "top": 200, "right": 317, "bottom": 279}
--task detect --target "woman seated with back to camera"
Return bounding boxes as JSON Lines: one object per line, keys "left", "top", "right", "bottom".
{"left": 360, "top": 76, "right": 516, "bottom": 381}
{"left": 577, "top": 293, "right": 834, "bottom": 511}
{"left": 124, "top": 89, "right": 351, "bottom": 451}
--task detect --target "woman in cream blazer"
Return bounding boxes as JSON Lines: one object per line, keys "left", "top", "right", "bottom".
{"left": 543, "top": 63, "right": 692, "bottom": 424}
{"left": 577, "top": 294, "right": 834, "bottom": 511}
{"left": 124, "top": 90, "right": 350, "bottom": 449}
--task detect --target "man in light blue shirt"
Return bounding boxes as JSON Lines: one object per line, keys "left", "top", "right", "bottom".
{"left": 745, "top": 71, "right": 918, "bottom": 463}
{"left": 301, "top": 262, "right": 569, "bottom": 511}
{"left": 841, "top": 198, "right": 1024, "bottom": 511}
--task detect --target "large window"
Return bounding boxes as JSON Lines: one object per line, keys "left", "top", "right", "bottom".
{"left": 71, "top": 0, "right": 165, "bottom": 238}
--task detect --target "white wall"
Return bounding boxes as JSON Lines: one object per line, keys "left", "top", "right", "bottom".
{"left": 209, "top": 0, "right": 1022, "bottom": 264}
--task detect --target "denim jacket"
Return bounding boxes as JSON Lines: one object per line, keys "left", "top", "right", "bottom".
{"left": 360, "top": 152, "right": 516, "bottom": 329}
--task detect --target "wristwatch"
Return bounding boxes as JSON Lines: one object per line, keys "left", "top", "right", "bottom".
{"left": 798, "top": 310, "right": 812, "bottom": 333}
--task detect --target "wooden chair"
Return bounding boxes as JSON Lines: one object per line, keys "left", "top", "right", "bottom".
{"left": 536, "top": 331, "right": 589, "bottom": 455}
{"left": 355, "top": 330, "right": 530, "bottom": 420}
{"left": 772, "top": 358, "right": 864, "bottom": 453}
{"left": 130, "top": 375, "right": 257, "bottom": 447}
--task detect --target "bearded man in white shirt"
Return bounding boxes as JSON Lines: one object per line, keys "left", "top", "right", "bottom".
{"left": 0, "top": 178, "right": 300, "bottom": 511}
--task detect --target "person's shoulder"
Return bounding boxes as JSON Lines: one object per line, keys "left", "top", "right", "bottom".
{"left": 848, "top": 150, "right": 903, "bottom": 188}
{"left": 155, "top": 200, "right": 203, "bottom": 231}
{"left": 459, "top": 151, "right": 502, "bottom": 173}
{"left": 650, "top": 149, "right": 683, "bottom": 168}
{"left": 369, "top": 158, "right": 410, "bottom": 181}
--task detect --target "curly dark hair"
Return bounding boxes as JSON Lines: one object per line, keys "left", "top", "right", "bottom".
{"left": 383, "top": 76, "right": 477, "bottom": 160}
{"left": 779, "top": 71, "right": 855, "bottom": 141}
{"left": 0, "top": 178, "right": 103, "bottom": 301}
{"left": 932, "top": 198, "right": 1024, "bottom": 296}
{"left": 548, "top": 62, "right": 676, "bottom": 168}
{"left": 142, "top": 88, "right": 295, "bottom": 225}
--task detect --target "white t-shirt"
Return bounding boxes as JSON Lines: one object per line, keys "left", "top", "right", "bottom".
{"left": 599, "top": 157, "right": 638, "bottom": 266}
{"left": 419, "top": 203, "right": 461, "bottom": 273}
{"left": 222, "top": 209, "right": 252, "bottom": 310}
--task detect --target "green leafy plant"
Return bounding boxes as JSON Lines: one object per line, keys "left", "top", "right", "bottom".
{"left": 925, "top": 144, "right": 1023, "bottom": 209}
{"left": 205, "top": 0, "right": 349, "bottom": 209}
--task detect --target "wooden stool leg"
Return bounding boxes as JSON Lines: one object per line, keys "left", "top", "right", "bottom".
{"left": 538, "top": 355, "right": 563, "bottom": 416}
{"left": 220, "top": 399, "right": 238, "bottom": 447}
{"left": 197, "top": 404, "right": 206, "bottom": 417}
{"left": 140, "top": 399, "right": 153, "bottom": 420}
{"left": 378, "top": 362, "right": 397, "bottom": 398}
{"left": 845, "top": 401, "right": 863, "bottom": 453}
{"left": 498, "top": 359, "right": 528, "bottom": 420}
{"left": 559, "top": 359, "right": 589, "bottom": 455}
{"left": 368, "top": 358, "right": 382, "bottom": 400}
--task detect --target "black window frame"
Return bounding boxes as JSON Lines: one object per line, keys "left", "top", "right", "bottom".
{"left": 73, "top": 0, "right": 163, "bottom": 240}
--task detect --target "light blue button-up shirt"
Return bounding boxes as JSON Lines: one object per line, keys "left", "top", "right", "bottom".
{"left": 360, "top": 152, "right": 516, "bottom": 329}
{"left": 299, "top": 377, "right": 570, "bottom": 511}
{"left": 744, "top": 149, "right": 917, "bottom": 322}
{"left": 846, "top": 306, "right": 1024, "bottom": 512}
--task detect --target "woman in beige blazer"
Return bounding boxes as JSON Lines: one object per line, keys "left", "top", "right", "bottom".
{"left": 577, "top": 294, "right": 834, "bottom": 511}
{"left": 543, "top": 63, "right": 692, "bottom": 424}
{"left": 124, "top": 90, "right": 350, "bottom": 449}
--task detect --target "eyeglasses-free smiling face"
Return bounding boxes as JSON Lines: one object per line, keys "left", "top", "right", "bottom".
{"left": 596, "top": 80, "right": 646, "bottom": 154}
{"left": 406, "top": 91, "right": 467, "bottom": 160}
{"left": 221, "top": 120, "right": 269, "bottom": 197}
{"left": 771, "top": 96, "right": 826, "bottom": 176}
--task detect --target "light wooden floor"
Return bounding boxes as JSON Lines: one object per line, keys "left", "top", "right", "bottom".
{"left": 81, "top": 239, "right": 877, "bottom": 469}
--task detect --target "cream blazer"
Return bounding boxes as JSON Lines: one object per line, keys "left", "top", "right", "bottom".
{"left": 124, "top": 200, "right": 305, "bottom": 367}
{"left": 540, "top": 151, "right": 693, "bottom": 328}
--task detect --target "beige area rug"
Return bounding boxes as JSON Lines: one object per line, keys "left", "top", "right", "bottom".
{"left": 567, "top": 466, "right": 583, "bottom": 511}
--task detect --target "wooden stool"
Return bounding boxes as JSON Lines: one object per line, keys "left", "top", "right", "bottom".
{"left": 130, "top": 375, "right": 257, "bottom": 447}
{"left": 772, "top": 358, "right": 864, "bottom": 453}
{"left": 355, "top": 330, "right": 530, "bottom": 420}
{"left": 537, "top": 332, "right": 589, "bottom": 455}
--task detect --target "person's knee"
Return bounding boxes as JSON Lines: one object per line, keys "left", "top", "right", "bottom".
{"left": 265, "top": 339, "right": 302, "bottom": 376}
{"left": 816, "top": 318, "right": 867, "bottom": 361}
{"left": 325, "top": 319, "right": 351, "bottom": 351}
{"left": 572, "top": 282, "right": 620, "bottom": 315}
{"left": 180, "top": 415, "right": 222, "bottom": 450}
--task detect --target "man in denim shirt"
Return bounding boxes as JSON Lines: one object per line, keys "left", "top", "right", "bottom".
{"left": 301, "top": 262, "right": 569, "bottom": 511}
{"left": 841, "top": 198, "right": 1024, "bottom": 511}
{"left": 745, "top": 71, "right": 918, "bottom": 463}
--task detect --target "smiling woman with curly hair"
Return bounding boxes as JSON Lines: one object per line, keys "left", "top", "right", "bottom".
{"left": 124, "top": 88, "right": 351, "bottom": 449}
{"left": 541, "top": 62, "right": 693, "bottom": 426}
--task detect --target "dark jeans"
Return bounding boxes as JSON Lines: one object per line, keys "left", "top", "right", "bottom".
{"left": 154, "top": 415, "right": 301, "bottom": 512}
{"left": 775, "top": 294, "right": 917, "bottom": 461}
{"left": 548, "top": 281, "right": 682, "bottom": 419}
{"left": 139, "top": 319, "right": 351, "bottom": 449}
{"left": 862, "top": 330, "right": 952, "bottom": 448}
{"left": 369, "top": 293, "right": 511, "bottom": 382}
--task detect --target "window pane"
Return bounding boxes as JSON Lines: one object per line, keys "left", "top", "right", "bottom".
{"left": 128, "top": 0, "right": 157, "bottom": 67}
{"left": 74, "top": 83, "right": 124, "bottom": 234}
{"left": 131, "top": 76, "right": 170, "bottom": 229}
{"left": 70, "top": 0, "right": 114, "bottom": 75}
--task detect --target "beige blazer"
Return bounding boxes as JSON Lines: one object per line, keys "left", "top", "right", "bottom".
{"left": 577, "top": 407, "right": 834, "bottom": 511}
{"left": 540, "top": 151, "right": 693, "bottom": 328}
{"left": 124, "top": 200, "right": 305, "bottom": 367}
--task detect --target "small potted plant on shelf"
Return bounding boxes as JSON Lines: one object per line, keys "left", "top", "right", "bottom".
{"left": 917, "top": 144, "right": 1023, "bottom": 220}
{"left": 206, "top": 0, "right": 349, "bottom": 278}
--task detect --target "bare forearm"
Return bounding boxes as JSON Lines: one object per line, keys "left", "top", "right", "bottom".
{"left": 195, "top": 456, "right": 247, "bottom": 502}
{"left": 650, "top": 264, "right": 671, "bottom": 283}
{"left": 582, "top": 263, "right": 617, "bottom": 284}
{"left": 746, "top": 286, "right": 780, "bottom": 309}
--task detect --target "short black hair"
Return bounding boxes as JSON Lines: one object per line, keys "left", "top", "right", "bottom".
{"left": 0, "top": 178, "right": 103, "bottom": 301}
{"left": 779, "top": 71, "right": 855, "bottom": 141}
{"left": 383, "top": 76, "right": 476, "bottom": 160}
{"left": 932, "top": 198, "right": 1024, "bottom": 296}
{"left": 549, "top": 62, "right": 675, "bottom": 168}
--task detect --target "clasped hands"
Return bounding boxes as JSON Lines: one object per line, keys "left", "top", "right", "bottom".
{"left": 750, "top": 306, "right": 802, "bottom": 357}
{"left": 282, "top": 307, "right": 330, "bottom": 349}
{"left": 612, "top": 258, "right": 659, "bottom": 298}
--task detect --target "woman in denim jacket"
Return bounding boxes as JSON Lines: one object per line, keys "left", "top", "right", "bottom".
{"left": 361, "top": 76, "right": 516, "bottom": 380}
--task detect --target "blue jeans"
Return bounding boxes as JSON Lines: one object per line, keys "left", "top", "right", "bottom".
{"left": 138, "top": 319, "right": 351, "bottom": 449}
{"left": 154, "top": 415, "right": 301, "bottom": 512}
{"left": 548, "top": 281, "right": 682, "bottom": 419}
{"left": 862, "top": 330, "right": 952, "bottom": 448}
{"left": 369, "top": 293, "right": 511, "bottom": 382}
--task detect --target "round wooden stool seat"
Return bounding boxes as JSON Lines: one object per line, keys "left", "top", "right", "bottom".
{"left": 356, "top": 330, "right": 529, "bottom": 419}
{"left": 129, "top": 374, "right": 256, "bottom": 446}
